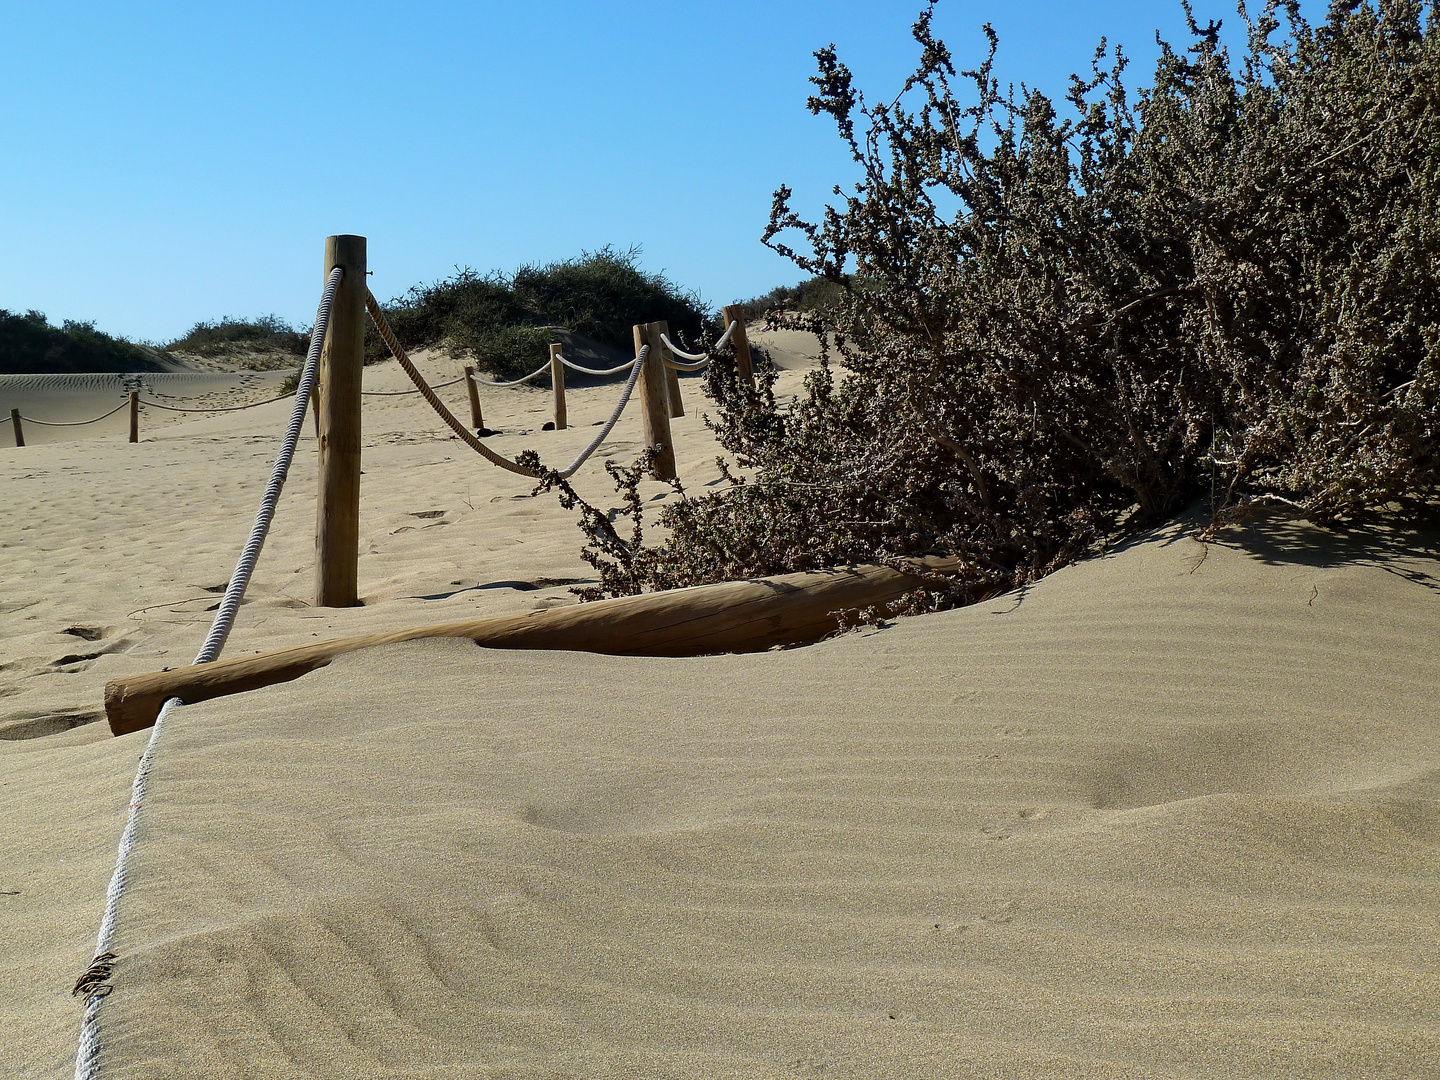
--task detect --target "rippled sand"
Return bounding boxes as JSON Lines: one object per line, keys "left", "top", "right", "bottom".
{"left": 3, "top": 332, "right": 1437, "bottom": 1079}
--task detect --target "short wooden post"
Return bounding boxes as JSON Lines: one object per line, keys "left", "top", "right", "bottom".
{"left": 654, "top": 320, "right": 684, "bottom": 418}
{"left": 464, "top": 365, "right": 484, "bottom": 430}
{"left": 549, "top": 343, "right": 567, "bottom": 430}
{"left": 721, "top": 305, "right": 754, "bottom": 387}
{"left": 634, "top": 322, "right": 676, "bottom": 481}
{"left": 128, "top": 391, "right": 139, "bottom": 442}
{"left": 9, "top": 409, "right": 23, "bottom": 448}
{"left": 315, "top": 234, "right": 367, "bottom": 608}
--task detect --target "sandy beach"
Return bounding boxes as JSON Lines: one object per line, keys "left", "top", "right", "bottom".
{"left": 0, "top": 371, "right": 293, "bottom": 449}
{"left": 2, "top": 330, "right": 1437, "bottom": 1078}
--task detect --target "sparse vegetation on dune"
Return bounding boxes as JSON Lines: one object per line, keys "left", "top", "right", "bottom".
{"left": 0, "top": 309, "right": 167, "bottom": 374}
{"left": 0, "top": 310, "right": 314, "bottom": 374}
{"left": 370, "top": 245, "right": 713, "bottom": 379}
{"left": 163, "top": 315, "right": 310, "bottom": 363}
{"left": 733, "top": 276, "right": 850, "bottom": 322}
{"left": 554, "top": 0, "right": 1440, "bottom": 604}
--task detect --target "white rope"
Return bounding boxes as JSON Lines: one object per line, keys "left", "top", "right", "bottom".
{"left": 658, "top": 320, "right": 737, "bottom": 369}
{"left": 73, "top": 694, "right": 177, "bottom": 1078}
{"left": 470, "top": 360, "right": 551, "bottom": 388}
{"left": 556, "top": 354, "right": 639, "bottom": 376}
{"left": 73, "top": 265, "right": 343, "bottom": 1080}
{"left": 660, "top": 350, "right": 712, "bottom": 372}
{"left": 195, "top": 268, "right": 341, "bottom": 663}
{"left": 555, "top": 351, "right": 645, "bottom": 479}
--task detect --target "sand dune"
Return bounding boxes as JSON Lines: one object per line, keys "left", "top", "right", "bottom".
{"left": 2, "top": 332, "right": 1437, "bottom": 1078}
{"left": 1, "top": 371, "right": 291, "bottom": 448}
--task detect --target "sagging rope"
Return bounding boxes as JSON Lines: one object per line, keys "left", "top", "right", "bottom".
{"left": 465, "top": 320, "right": 736, "bottom": 382}
{"left": 15, "top": 401, "right": 130, "bottom": 427}
{"left": 658, "top": 319, "right": 737, "bottom": 369}
{"left": 555, "top": 355, "right": 638, "bottom": 377}
{"left": 470, "top": 360, "right": 552, "bottom": 388}
{"left": 361, "top": 374, "right": 465, "bottom": 396}
{"left": 366, "top": 290, "right": 645, "bottom": 480}
{"left": 138, "top": 393, "right": 293, "bottom": 413}
{"left": 72, "top": 265, "right": 344, "bottom": 1080}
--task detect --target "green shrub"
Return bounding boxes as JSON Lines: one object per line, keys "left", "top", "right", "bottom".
{"left": 369, "top": 246, "right": 713, "bottom": 378}
{"left": 164, "top": 314, "right": 309, "bottom": 357}
{"left": 733, "top": 276, "right": 850, "bottom": 322}
{"left": 0, "top": 309, "right": 165, "bottom": 374}
{"left": 555, "top": 0, "right": 1440, "bottom": 602}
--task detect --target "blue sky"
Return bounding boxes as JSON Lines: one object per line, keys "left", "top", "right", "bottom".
{"left": 2, "top": 1, "right": 1298, "bottom": 343}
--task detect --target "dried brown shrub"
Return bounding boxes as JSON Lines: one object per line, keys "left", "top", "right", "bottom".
{"left": 565, "top": 1, "right": 1440, "bottom": 600}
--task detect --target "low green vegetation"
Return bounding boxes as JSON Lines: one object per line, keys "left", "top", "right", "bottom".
{"left": 551, "top": 0, "right": 1440, "bottom": 605}
{"left": 371, "top": 246, "right": 712, "bottom": 378}
{"left": 733, "top": 276, "right": 849, "bottom": 322}
{"left": 163, "top": 315, "right": 309, "bottom": 359}
{"left": 0, "top": 309, "right": 165, "bottom": 374}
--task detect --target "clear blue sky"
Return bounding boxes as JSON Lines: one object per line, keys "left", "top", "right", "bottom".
{"left": 1, "top": 1, "right": 1294, "bottom": 343}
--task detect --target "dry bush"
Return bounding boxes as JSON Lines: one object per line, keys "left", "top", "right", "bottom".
{"left": 560, "top": 0, "right": 1439, "bottom": 602}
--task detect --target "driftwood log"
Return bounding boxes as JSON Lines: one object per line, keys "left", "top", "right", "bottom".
{"left": 104, "top": 557, "right": 960, "bottom": 736}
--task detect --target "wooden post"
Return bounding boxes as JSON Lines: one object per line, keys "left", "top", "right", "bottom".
{"left": 655, "top": 320, "right": 684, "bottom": 418}
{"left": 128, "top": 391, "right": 139, "bottom": 443}
{"left": 464, "top": 365, "right": 484, "bottom": 430}
{"left": 315, "top": 234, "right": 366, "bottom": 608}
{"left": 9, "top": 409, "right": 22, "bottom": 448}
{"left": 634, "top": 322, "right": 676, "bottom": 481}
{"left": 549, "top": 343, "right": 567, "bottom": 430}
{"left": 721, "top": 305, "right": 754, "bottom": 387}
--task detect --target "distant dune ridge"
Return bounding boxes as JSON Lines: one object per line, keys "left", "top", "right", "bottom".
{"left": 1, "top": 331, "right": 1437, "bottom": 1078}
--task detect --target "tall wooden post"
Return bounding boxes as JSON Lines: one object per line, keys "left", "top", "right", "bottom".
{"left": 9, "top": 409, "right": 23, "bottom": 448}
{"left": 655, "top": 320, "right": 684, "bottom": 418}
{"left": 634, "top": 322, "right": 676, "bottom": 481}
{"left": 315, "top": 234, "right": 366, "bottom": 608}
{"left": 464, "top": 365, "right": 484, "bottom": 430}
{"left": 721, "top": 305, "right": 754, "bottom": 387}
{"left": 128, "top": 392, "right": 139, "bottom": 442}
{"left": 549, "top": 343, "right": 567, "bottom": 430}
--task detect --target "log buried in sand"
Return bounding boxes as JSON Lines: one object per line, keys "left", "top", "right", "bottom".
{"left": 104, "top": 557, "right": 960, "bottom": 736}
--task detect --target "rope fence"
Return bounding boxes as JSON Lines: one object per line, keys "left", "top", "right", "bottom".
{"left": 72, "top": 264, "right": 345, "bottom": 1080}
{"left": 553, "top": 355, "right": 640, "bottom": 377}
{"left": 9, "top": 321, "right": 742, "bottom": 450}
{"left": 65, "top": 233, "right": 763, "bottom": 1078}
{"left": 365, "top": 291, "right": 649, "bottom": 480}
{"left": 470, "top": 359, "right": 553, "bottom": 388}
{"left": 135, "top": 393, "right": 293, "bottom": 413}
{"left": 658, "top": 319, "right": 738, "bottom": 366}
{"left": 14, "top": 400, "right": 130, "bottom": 427}
{"left": 6, "top": 368, "right": 465, "bottom": 446}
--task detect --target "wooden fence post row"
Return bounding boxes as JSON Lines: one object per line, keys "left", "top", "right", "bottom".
{"left": 315, "top": 234, "right": 366, "bottom": 609}
{"left": 661, "top": 324, "right": 684, "bottom": 419}
{"left": 720, "top": 304, "right": 754, "bottom": 387}
{"left": 633, "top": 321, "right": 677, "bottom": 481}
{"left": 464, "top": 365, "right": 484, "bottom": 430}
{"left": 549, "top": 343, "right": 566, "bottom": 431}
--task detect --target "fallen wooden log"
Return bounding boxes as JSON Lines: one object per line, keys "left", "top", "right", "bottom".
{"left": 104, "top": 557, "right": 960, "bottom": 736}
